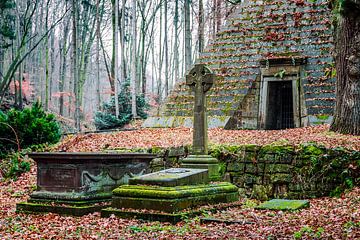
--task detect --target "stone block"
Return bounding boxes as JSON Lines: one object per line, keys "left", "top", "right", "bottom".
{"left": 270, "top": 174, "right": 292, "bottom": 183}
{"left": 234, "top": 174, "right": 262, "bottom": 186}
{"left": 256, "top": 199, "right": 310, "bottom": 210}
{"left": 266, "top": 164, "right": 292, "bottom": 173}
{"left": 227, "top": 162, "right": 245, "bottom": 172}
{"left": 245, "top": 163, "right": 265, "bottom": 174}
{"left": 181, "top": 155, "right": 220, "bottom": 181}
{"left": 251, "top": 185, "right": 271, "bottom": 201}
{"left": 111, "top": 182, "right": 239, "bottom": 213}
{"left": 243, "top": 152, "right": 258, "bottom": 163}
{"left": 129, "top": 168, "right": 209, "bottom": 187}
{"left": 274, "top": 154, "right": 294, "bottom": 164}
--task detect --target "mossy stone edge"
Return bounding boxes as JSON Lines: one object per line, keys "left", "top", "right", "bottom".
{"left": 255, "top": 199, "right": 310, "bottom": 211}
{"left": 16, "top": 199, "right": 111, "bottom": 216}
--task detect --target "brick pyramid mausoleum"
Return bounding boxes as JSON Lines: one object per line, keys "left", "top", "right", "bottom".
{"left": 143, "top": 0, "right": 335, "bottom": 130}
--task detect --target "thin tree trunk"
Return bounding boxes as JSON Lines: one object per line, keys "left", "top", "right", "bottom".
{"left": 164, "top": 0, "right": 168, "bottom": 96}
{"left": 174, "top": 0, "right": 179, "bottom": 84}
{"left": 95, "top": 0, "right": 101, "bottom": 111}
{"left": 198, "top": 0, "right": 204, "bottom": 53}
{"left": 157, "top": 2, "right": 163, "bottom": 103}
{"left": 59, "top": 19, "right": 69, "bottom": 116}
{"left": 184, "top": 0, "right": 192, "bottom": 72}
{"left": 131, "top": 0, "right": 138, "bottom": 118}
{"left": 44, "top": 0, "right": 51, "bottom": 111}
{"left": 114, "top": 0, "right": 120, "bottom": 117}
{"left": 72, "top": 0, "right": 80, "bottom": 131}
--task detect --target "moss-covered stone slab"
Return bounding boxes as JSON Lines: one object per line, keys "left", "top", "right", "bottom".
{"left": 101, "top": 207, "right": 192, "bottom": 224}
{"left": 111, "top": 182, "right": 239, "bottom": 213}
{"left": 255, "top": 199, "right": 310, "bottom": 211}
{"left": 181, "top": 155, "right": 220, "bottom": 181}
{"left": 102, "top": 201, "right": 242, "bottom": 224}
{"left": 16, "top": 199, "right": 111, "bottom": 216}
{"left": 129, "top": 168, "right": 208, "bottom": 187}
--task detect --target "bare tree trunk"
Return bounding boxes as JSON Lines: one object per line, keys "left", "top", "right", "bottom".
{"left": 173, "top": 0, "right": 179, "bottom": 85}
{"left": 120, "top": 0, "right": 127, "bottom": 84}
{"left": 198, "top": 0, "right": 204, "bottom": 53}
{"left": 44, "top": 0, "right": 51, "bottom": 111}
{"left": 114, "top": 0, "right": 120, "bottom": 117}
{"left": 59, "top": 18, "right": 69, "bottom": 116}
{"left": 72, "top": 0, "right": 80, "bottom": 132}
{"left": 157, "top": 2, "right": 163, "bottom": 103}
{"left": 110, "top": 0, "right": 116, "bottom": 95}
{"left": 184, "top": 0, "right": 192, "bottom": 72}
{"left": 216, "top": 0, "right": 222, "bottom": 34}
{"left": 164, "top": 0, "right": 169, "bottom": 96}
{"left": 330, "top": 1, "right": 360, "bottom": 135}
{"left": 131, "top": 0, "right": 138, "bottom": 118}
{"left": 95, "top": 0, "right": 101, "bottom": 111}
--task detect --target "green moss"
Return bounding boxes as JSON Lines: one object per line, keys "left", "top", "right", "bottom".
{"left": 113, "top": 183, "right": 238, "bottom": 199}
{"left": 256, "top": 199, "right": 310, "bottom": 210}
{"left": 317, "top": 114, "right": 330, "bottom": 120}
{"left": 259, "top": 145, "right": 294, "bottom": 156}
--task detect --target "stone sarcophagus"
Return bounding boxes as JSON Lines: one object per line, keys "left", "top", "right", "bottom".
{"left": 17, "top": 152, "right": 156, "bottom": 216}
{"left": 29, "top": 152, "right": 156, "bottom": 200}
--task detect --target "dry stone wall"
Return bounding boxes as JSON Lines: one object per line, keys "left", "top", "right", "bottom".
{"left": 146, "top": 144, "right": 359, "bottom": 200}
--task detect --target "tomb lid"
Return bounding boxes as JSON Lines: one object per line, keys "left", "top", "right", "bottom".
{"left": 28, "top": 152, "right": 157, "bottom": 161}
{"left": 129, "top": 168, "right": 209, "bottom": 187}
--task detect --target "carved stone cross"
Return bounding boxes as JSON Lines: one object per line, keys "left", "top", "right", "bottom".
{"left": 186, "top": 64, "right": 215, "bottom": 155}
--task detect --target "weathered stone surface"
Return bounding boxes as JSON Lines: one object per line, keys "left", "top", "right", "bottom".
{"left": 227, "top": 162, "right": 245, "bottom": 172}
{"left": 266, "top": 164, "right": 292, "bottom": 173}
{"left": 251, "top": 185, "right": 271, "bottom": 201}
{"left": 245, "top": 163, "right": 264, "bottom": 174}
{"left": 256, "top": 199, "right": 310, "bottom": 210}
{"left": 181, "top": 155, "right": 220, "bottom": 181}
{"left": 111, "top": 182, "right": 239, "bottom": 213}
{"left": 28, "top": 152, "right": 156, "bottom": 200}
{"left": 129, "top": 168, "right": 209, "bottom": 187}
{"left": 18, "top": 152, "right": 157, "bottom": 216}
{"left": 16, "top": 199, "right": 110, "bottom": 216}
{"left": 186, "top": 64, "right": 215, "bottom": 155}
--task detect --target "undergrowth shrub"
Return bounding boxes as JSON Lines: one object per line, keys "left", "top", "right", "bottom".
{"left": 0, "top": 151, "right": 30, "bottom": 180}
{"left": 0, "top": 102, "right": 61, "bottom": 156}
{"left": 94, "top": 81, "right": 148, "bottom": 130}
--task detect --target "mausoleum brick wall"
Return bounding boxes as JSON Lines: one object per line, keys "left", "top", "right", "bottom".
{"left": 163, "top": 0, "right": 335, "bottom": 128}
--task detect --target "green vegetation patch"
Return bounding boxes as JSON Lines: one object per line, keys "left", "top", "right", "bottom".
{"left": 256, "top": 199, "right": 310, "bottom": 210}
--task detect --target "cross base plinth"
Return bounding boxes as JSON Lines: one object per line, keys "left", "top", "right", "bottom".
{"left": 181, "top": 155, "right": 221, "bottom": 181}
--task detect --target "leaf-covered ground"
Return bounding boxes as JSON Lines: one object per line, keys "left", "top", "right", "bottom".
{"left": 56, "top": 125, "right": 360, "bottom": 152}
{"left": 1, "top": 125, "right": 359, "bottom": 239}
{"left": 0, "top": 164, "right": 359, "bottom": 239}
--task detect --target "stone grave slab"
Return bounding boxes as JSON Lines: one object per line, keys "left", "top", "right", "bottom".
{"left": 16, "top": 152, "right": 156, "bottom": 216}
{"left": 129, "top": 168, "right": 209, "bottom": 187}
{"left": 103, "top": 182, "right": 238, "bottom": 214}
{"left": 255, "top": 199, "right": 310, "bottom": 210}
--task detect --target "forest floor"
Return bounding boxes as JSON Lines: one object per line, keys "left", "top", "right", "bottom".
{"left": 0, "top": 125, "right": 359, "bottom": 239}
{"left": 56, "top": 124, "right": 360, "bottom": 152}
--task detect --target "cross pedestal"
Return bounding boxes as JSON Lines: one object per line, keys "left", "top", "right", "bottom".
{"left": 180, "top": 64, "right": 220, "bottom": 181}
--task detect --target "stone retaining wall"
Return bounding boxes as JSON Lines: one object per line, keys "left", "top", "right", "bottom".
{"left": 146, "top": 144, "right": 359, "bottom": 200}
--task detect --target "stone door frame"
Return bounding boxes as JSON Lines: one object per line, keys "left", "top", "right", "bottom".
{"left": 258, "top": 63, "right": 307, "bottom": 129}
